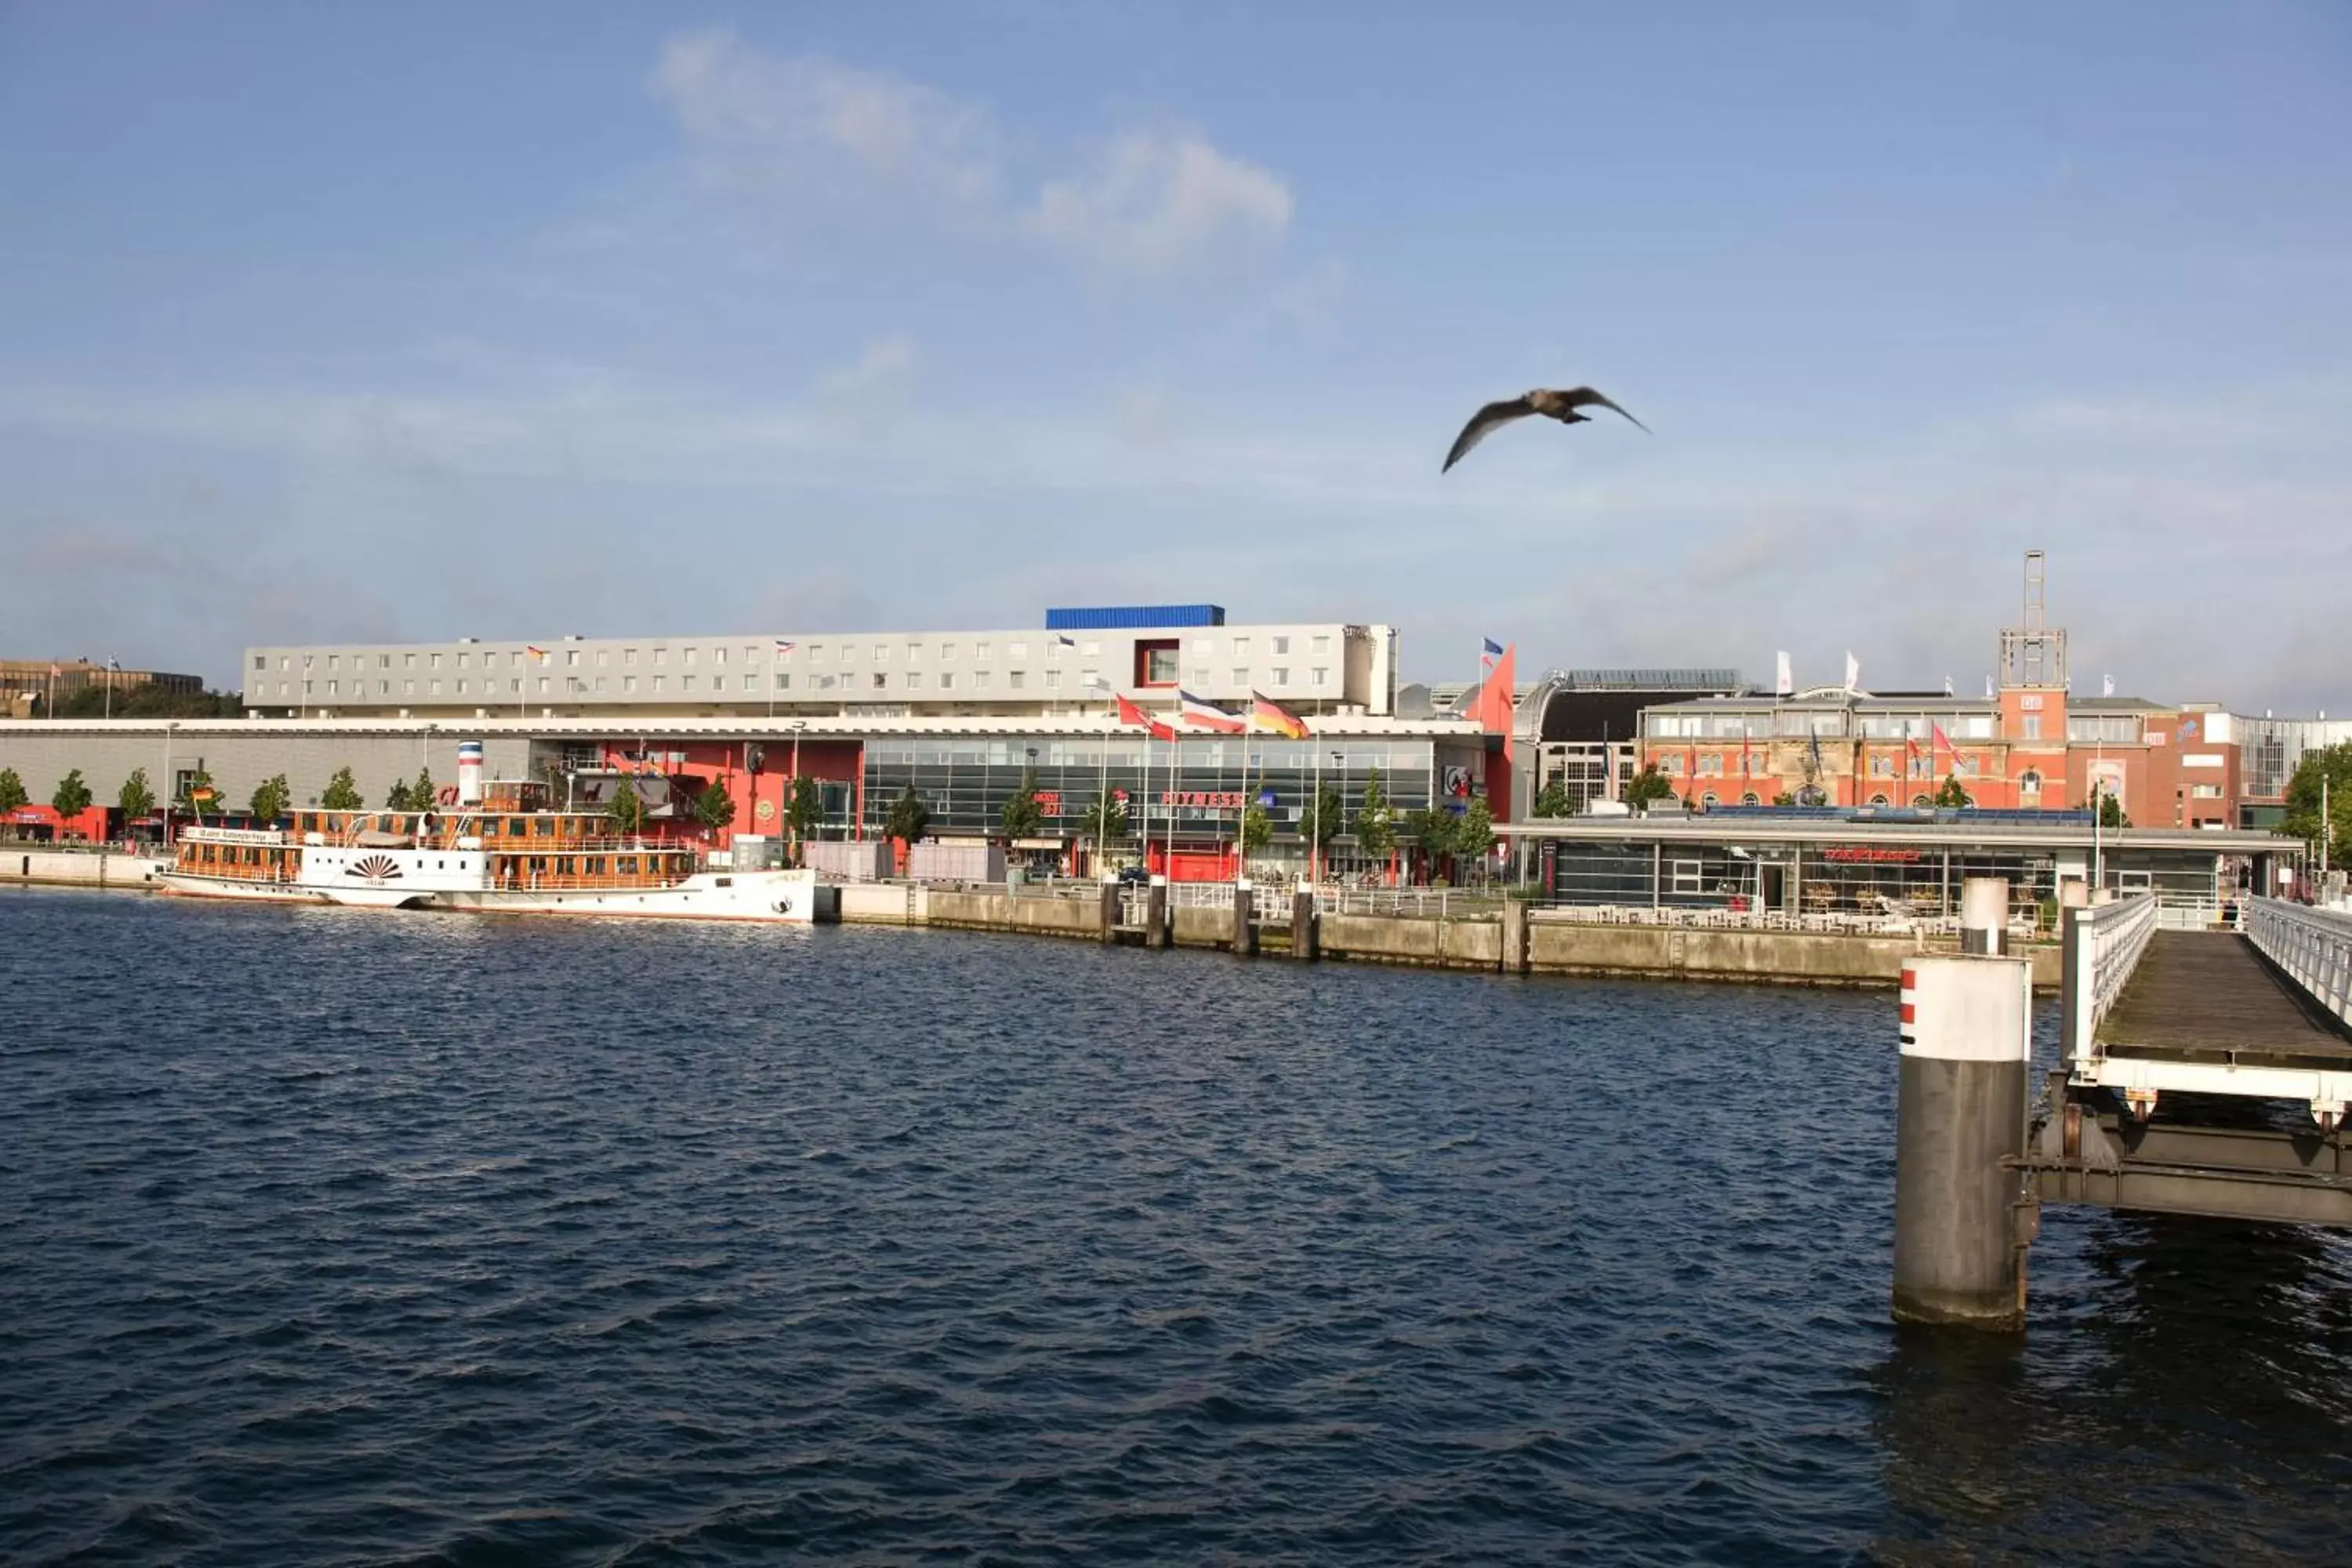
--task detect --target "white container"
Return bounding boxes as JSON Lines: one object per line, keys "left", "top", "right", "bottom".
{"left": 908, "top": 840, "right": 1004, "bottom": 884}
{"left": 803, "top": 839, "right": 894, "bottom": 881}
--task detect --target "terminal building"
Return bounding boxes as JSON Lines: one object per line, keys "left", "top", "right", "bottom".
{"left": 239, "top": 608, "right": 1402, "bottom": 724}
{"left": 2, "top": 608, "right": 1506, "bottom": 882}
{"left": 1623, "top": 556, "right": 2269, "bottom": 832}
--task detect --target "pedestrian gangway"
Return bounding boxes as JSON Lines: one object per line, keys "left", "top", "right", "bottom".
{"left": 2031, "top": 895, "right": 2352, "bottom": 1226}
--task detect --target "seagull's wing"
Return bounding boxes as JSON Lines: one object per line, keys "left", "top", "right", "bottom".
{"left": 1443, "top": 397, "right": 1536, "bottom": 472}
{"left": 1557, "top": 386, "right": 1650, "bottom": 433}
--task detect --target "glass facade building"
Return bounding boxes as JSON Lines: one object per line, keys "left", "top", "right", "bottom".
{"left": 858, "top": 734, "right": 1448, "bottom": 848}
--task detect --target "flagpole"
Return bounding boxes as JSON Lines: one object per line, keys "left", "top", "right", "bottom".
{"left": 1312, "top": 734, "right": 1323, "bottom": 889}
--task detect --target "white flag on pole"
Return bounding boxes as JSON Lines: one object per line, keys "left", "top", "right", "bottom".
{"left": 2103, "top": 673, "right": 2115, "bottom": 697}
{"left": 1944, "top": 674, "right": 1955, "bottom": 697}
{"left": 1985, "top": 674, "right": 1995, "bottom": 699}
{"left": 1775, "top": 651, "right": 1793, "bottom": 697}
{"left": 1843, "top": 650, "right": 1860, "bottom": 694}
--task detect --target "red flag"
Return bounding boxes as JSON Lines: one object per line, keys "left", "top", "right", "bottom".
{"left": 1931, "top": 722, "right": 1953, "bottom": 757}
{"left": 1741, "top": 731, "right": 1752, "bottom": 776}
{"left": 1905, "top": 737, "right": 1922, "bottom": 777}
{"left": 1116, "top": 693, "right": 1175, "bottom": 742}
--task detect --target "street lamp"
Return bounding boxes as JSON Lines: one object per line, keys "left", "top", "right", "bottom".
{"left": 789, "top": 719, "right": 807, "bottom": 855}
{"left": 1082, "top": 676, "right": 1112, "bottom": 876}
{"left": 104, "top": 656, "right": 118, "bottom": 720}
{"left": 161, "top": 720, "right": 177, "bottom": 847}
{"left": 1333, "top": 747, "right": 1345, "bottom": 885}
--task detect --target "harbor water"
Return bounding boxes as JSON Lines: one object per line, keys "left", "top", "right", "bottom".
{"left": 4, "top": 887, "right": 2349, "bottom": 1564}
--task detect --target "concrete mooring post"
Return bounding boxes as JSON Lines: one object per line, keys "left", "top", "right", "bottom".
{"left": 1894, "top": 954, "right": 2036, "bottom": 1330}
{"left": 1099, "top": 878, "right": 1121, "bottom": 944}
{"left": 1147, "top": 875, "right": 1171, "bottom": 949}
{"left": 1291, "top": 883, "right": 1318, "bottom": 961}
{"left": 1960, "top": 876, "right": 2009, "bottom": 956}
{"left": 1501, "top": 897, "right": 1530, "bottom": 975}
{"left": 1232, "top": 879, "right": 1257, "bottom": 956}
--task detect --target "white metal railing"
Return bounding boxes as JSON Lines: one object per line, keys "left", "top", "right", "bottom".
{"left": 1528, "top": 902, "right": 1973, "bottom": 938}
{"left": 2067, "top": 892, "right": 2160, "bottom": 1064}
{"left": 2154, "top": 894, "right": 2241, "bottom": 931}
{"left": 2245, "top": 898, "right": 2352, "bottom": 1027}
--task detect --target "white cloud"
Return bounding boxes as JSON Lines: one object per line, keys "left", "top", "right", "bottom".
{"left": 650, "top": 31, "right": 999, "bottom": 213}
{"left": 645, "top": 30, "right": 1292, "bottom": 279}
{"left": 812, "top": 335, "right": 920, "bottom": 437}
{"left": 1025, "top": 132, "right": 1292, "bottom": 277}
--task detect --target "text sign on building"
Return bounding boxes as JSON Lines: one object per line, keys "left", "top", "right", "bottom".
{"left": 1822, "top": 846, "right": 1924, "bottom": 864}
{"left": 1161, "top": 791, "right": 1247, "bottom": 810}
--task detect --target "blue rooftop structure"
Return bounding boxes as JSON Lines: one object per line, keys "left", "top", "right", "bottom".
{"left": 1045, "top": 605, "right": 1225, "bottom": 631}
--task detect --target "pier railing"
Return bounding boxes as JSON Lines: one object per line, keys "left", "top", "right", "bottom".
{"left": 2245, "top": 898, "right": 2352, "bottom": 1027}
{"left": 2063, "top": 892, "right": 2159, "bottom": 1065}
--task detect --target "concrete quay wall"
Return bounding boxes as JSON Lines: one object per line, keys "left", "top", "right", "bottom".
{"left": 822, "top": 881, "right": 2060, "bottom": 989}
{"left": 1520, "top": 920, "right": 2064, "bottom": 989}
{"left": 1, "top": 848, "right": 166, "bottom": 889}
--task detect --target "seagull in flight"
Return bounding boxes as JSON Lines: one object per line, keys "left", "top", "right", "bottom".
{"left": 1442, "top": 386, "right": 1650, "bottom": 473}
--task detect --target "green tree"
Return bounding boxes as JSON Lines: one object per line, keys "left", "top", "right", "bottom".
{"left": 1240, "top": 801, "right": 1272, "bottom": 855}
{"left": 1299, "top": 782, "right": 1344, "bottom": 855}
{"left": 53, "top": 684, "right": 243, "bottom": 720}
{"left": 249, "top": 773, "right": 291, "bottom": 823}
{"left": 695, "top": 777, "right": 739, "bottom": 833}
{"left": 176, "top": 767, "right": 216, "bottom": 816}
{"left": 1000, "top": 767, "right": 1044, "bottom": 840}
{"left": 787, "top": 775, "right": 825, "bottom": 841}
{"left": 320, "top": 765, "right": 362, "bottom": 810}
{"left": 384, "top": 778, "right": 413, "bottom": 810}
{"left": 1532, "top": 775, "right": 1573, "bottom": 818}
{"left": 410, "top": 767, "right": 435, "bottom": 811}
{"left": 607, "top": 780, "right": 648, "bottom": 835}
{"left": 1356, "top": 767, "right": 1395, "bottom": 861}
{"left": 1772, "top": 790, "right": 1797, "bottom": 807}
{"left": 0, "top": 768, "right": 28, "bottom": 815}
{"left": 2281, "top": 742, "right": 2352, "bottom": 866}
{"left": 886, "top": 786, "right": 933, "bottom": 844}
{"left": 52, "top": 768, "right": 93, "bottom": 817}
{"left": 2095, "top": 789, "right": 2130, "bottom": 830}
{"left": 1406, "top": 807, "right": 1460, "bottom": 857}
{"left": 1624, "top": 765, "right": 1675, "bottom": 811}
{"left": 1074, "top": 791, "right": 1123, "bottom": 846}
{"left": 118, "top": 767, "right": 155, "bottom": 821}
{"left": 1456, "top": 797, "right": 1496, "bottom": 862}
{"left": 1934, "top": 772, "right": 1972, "bottom": 809}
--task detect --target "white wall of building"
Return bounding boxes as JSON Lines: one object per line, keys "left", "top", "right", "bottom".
{"left": 242, "top": 622, "right": 1397, "bottom": 719}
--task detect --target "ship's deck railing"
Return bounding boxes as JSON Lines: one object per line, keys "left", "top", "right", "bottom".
{"left": 499, "top": 869, "right": 704, "bottom": 892}
{"left": 160, "top": 864, "right": 294, "bottom": 886}
{"left": 2064, "top": 892, "right": 2160, "bottom": 1065}
{"left": 2245, "top": 898, "right": 2352, "bottom": 1027}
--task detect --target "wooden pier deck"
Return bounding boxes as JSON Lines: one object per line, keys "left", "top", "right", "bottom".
{"left": 2098, "top": 931, "right": 2352, "bottom": 1070}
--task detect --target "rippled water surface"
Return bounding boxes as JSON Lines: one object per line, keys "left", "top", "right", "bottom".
{"left": 4, "top": 887, "right": 2350, "bottom": 1565}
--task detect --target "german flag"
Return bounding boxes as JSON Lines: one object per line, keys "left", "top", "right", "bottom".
{"left": 1250, "top": 691, "right": 1308, "bottom": 739}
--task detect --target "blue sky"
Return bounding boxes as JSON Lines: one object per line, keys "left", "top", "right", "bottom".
{"left": 3, "top": 1, "right": 2347, "bottom": 707}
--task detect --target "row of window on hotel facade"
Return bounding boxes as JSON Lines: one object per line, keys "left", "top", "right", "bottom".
{"left": 255, "top": 634, "right": 1336, "bottom": 677}
{"left": 257, "top": 666, "right": 1334, "bottom": 701}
